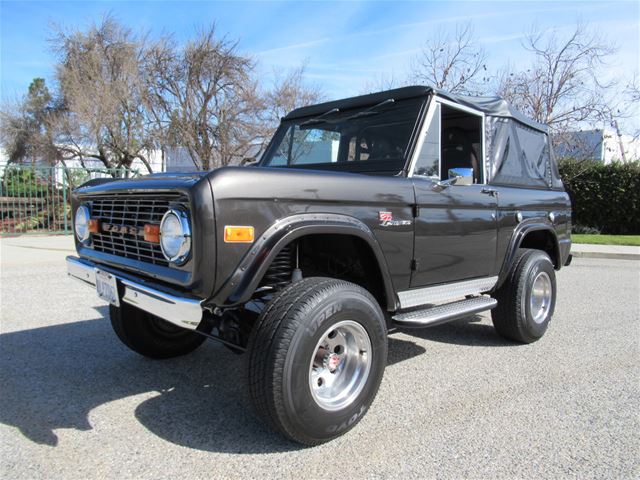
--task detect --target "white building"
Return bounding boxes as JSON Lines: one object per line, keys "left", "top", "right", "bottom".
{"left": 0, "top": 146, "right": 198, "bottom": 176}
{"left": 554, "top": 128, "right": 640, "bottom": 164}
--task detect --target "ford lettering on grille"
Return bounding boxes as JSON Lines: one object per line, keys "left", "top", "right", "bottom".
{"left": 101, "top": 223, "right": 142, "bottom": 237}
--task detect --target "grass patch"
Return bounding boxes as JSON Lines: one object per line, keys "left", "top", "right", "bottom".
{"left": 572, "top": 234, "right": 640, "bottom": 246}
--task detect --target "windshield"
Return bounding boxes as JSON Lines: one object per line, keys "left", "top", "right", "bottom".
{"left": 260, "top": 97, "right": 424, "bottom": 175}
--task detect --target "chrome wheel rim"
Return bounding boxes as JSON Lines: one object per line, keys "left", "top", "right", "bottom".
{"left": 530, "top": 271, "right": 552, "bottom": 324}
{"left": 309, "top": 320, "right": 372, "bottom": 411}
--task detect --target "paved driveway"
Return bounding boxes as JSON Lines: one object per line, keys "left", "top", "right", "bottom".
{"left": 1, "top": 236, "right": 638, "bottom": 479}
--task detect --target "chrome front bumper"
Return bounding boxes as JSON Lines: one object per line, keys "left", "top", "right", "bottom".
{"left": 66, "top": 256, "right": 203, "bottom": 330}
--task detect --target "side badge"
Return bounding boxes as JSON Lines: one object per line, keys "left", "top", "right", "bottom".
{"left": 379, "top": 211, "right": 393, "bottom": 223}
{"left": 379, "top": 211, "right": 412, "bottom": 227}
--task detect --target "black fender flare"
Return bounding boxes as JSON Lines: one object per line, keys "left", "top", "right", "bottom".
{"left": 496, "top": 220, "right": 561, "bottom": 290}
{"left": 209, "top": 213, "right": 398, "bottom": 310}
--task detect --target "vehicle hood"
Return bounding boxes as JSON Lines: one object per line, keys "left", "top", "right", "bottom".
{"left": 74, "top": 171, "right": 209, "bottom": 195}
{"left": 206, "top": 166, "right": 408, "bottom": 204}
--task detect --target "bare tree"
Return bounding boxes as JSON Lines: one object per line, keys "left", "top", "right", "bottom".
{"left": 622, "top": 74, "right": 640, "bottom": 141}
{"left": 497, "top": 23, "right": 617, "bottom": 135}
{"left": 51, "top": 16, "right": 155, "bottom": 173}
{"left": 411, "top": 22, "right": 488, "bottom": 94}
{"left": 2, "top": 19, "right": 327, "bottom": 173}
{"left": 144, "top": 25, "right": 262, "bottom": 170}
{"left": 361, "top": 72, "right": 406, "bottom": 94}
{"left": 263, "top": 64, "right": 323, "bottom": 126}
{"left": 626, "top": 74, "right": 640, "bottom": 103}
{"left": 256, "top": 63, "right": 324, "bottom": 158}
{"left": 145, "top": 32, "right": 324, "bottom": 169}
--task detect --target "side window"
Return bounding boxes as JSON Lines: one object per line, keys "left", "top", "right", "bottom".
{"left": 346, "top": 136, "right": 371, "bottom": 162}
{"left": 413, "top": 103, "right": 441, "bottom": 179}
{"left": 347, "top": 137, "right": 357, "bottom": 161}
{"left": 413, "top": 102, "right": 484, "bottom": 184}
{"left": 440, "top": 104, "right": 483, "bottom": 184}
{"left": 269, "top": 127, "right": 293, "bottom": 166}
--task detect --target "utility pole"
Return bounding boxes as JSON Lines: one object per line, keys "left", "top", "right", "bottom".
{"left": 612, "top": 119, "right": 628, "bottom": 163}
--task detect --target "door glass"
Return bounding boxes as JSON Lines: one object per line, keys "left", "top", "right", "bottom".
{"left": 440, "top": 105, "right": 483, "bottom": 183}
{"left": 413, "top": 103, "right": 440, "bottom": 179}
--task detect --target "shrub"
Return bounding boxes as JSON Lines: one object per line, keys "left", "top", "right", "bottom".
{"left": 0, "top": 166, "right": 49, "bottom": 196}
{"left": 559, "top": 159, "right": 640, "bottom": 235}
{"left": 571, "top": 225, "right": 601, "bottom": 235}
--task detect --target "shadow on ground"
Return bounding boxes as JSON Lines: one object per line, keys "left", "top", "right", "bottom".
{"left": 0, "top": 310, "right": 515, "bottom": 453}
{"left": 397, "top": 315, "right": 518, "bottom": 348}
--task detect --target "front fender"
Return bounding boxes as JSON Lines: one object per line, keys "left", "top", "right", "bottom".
{"left": 207, "top": 213, "right": 397, "bottom": 310}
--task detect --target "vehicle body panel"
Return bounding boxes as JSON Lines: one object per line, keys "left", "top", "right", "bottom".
{"left": 71, "top": 172, "right": 217, "bottom": 298}
{"left": 410, "top": 180, "right": 498, "bottom": 286}
{"left": 492, "top": 186, "right": 572, "bottom": 286}
{"left": 206, "top": 166, "right": 415, "bottom": 304}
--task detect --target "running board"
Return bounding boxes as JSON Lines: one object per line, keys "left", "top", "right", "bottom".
{"left": 392, "top": 296, "right": 497, "bottom": 329}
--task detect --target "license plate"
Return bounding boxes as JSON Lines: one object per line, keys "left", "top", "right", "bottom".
{"left": 95, "top": 270, "right": 120, "bottom": 307}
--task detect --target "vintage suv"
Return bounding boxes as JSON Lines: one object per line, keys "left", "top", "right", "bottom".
{"left": 67, "top": 86, "right": 572, "bottom": 445}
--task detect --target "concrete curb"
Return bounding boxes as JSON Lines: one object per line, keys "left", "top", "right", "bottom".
{"left": 571, "top": 251, "right": 640, "bottom": 261}
{"left": 571, "top": 243, "right": 640, "bottom": 261}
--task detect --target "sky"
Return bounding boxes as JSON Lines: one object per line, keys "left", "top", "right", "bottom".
{"left": 1, "top": 0, "right": 639, "bottom": 129}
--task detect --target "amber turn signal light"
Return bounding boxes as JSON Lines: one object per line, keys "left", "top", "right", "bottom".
{"left": 144, "top": 224, "right": 160, "bottom": 243}
{"left": 224, "top": 226, "right": 255, "bottom": 243}
{"left": 88, "top": 218, "right": 100, "bottom": 233}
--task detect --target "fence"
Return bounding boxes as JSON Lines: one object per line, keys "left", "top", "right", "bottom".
{"left": 0, "top": 165, "right": 140, "bottom": 235}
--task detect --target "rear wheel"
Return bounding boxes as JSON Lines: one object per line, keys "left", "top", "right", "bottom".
{"left": 491, "top": 248, "right": 557, "bottom": 343}
{"left": 109, "top": 303, "right": 209, "bottom": 359}
{"left": 247, "top": 277, "right": 387, "bottom": 445}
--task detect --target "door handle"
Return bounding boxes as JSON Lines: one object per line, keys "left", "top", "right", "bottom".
{"left": 481, "top": 187, "right": 498, "bottom": 196}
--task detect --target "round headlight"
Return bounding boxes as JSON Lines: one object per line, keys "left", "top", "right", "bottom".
{"left": 74, "top": 205, "right": 91, "bottom": 244}
{"left": 160, "top": 209, "right": 191, "bottom": 264}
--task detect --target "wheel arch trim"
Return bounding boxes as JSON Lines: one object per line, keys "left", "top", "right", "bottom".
{"left": 208, "top": 213, "right": 398, "bottom": 310}
{"left": 497, "top": 221, "right": 560, "bottom": 290}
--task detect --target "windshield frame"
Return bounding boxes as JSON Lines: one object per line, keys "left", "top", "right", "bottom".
{"left": 258, "top": 94, "right": 429, "bottom": 176}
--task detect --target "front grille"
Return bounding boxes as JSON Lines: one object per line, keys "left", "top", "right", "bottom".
{"left": 87, "top": 193, "right": 189, "bottom": 267}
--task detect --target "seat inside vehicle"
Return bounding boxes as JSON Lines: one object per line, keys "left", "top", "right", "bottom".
{"left": 441, "top": 105, "right": 483, "bottom": 183}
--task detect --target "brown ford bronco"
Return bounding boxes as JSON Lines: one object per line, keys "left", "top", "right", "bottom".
{"left": 67, "top": 86, "right": 572, "bottom": 445}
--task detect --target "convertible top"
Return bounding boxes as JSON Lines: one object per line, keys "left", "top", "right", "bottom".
{"left": 284, "top": 85, "right": 562, "bottom": 190}
{"left": 284, "top": 86, "right": 547, "bottom": 133}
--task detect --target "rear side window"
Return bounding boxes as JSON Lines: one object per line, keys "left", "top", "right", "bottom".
{"left": 490, "top": 120, "right": 551, "bottom": 188}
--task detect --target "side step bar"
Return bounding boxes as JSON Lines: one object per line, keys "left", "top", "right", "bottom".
{"left": 392, "top": 296, "right": 497, "bottom": 329}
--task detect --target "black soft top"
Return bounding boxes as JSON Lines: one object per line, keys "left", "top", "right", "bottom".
{"left": 285, "top": 86, "right": 547, "bottom": 133}
{"left": 284, "top": 85, "right": 562, "bottom": 190}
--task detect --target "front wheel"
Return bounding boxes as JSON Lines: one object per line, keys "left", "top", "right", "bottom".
{"left": 247, "top": 277, "right": 387, "bottom": 445}
{"left": 491, "top": 248, "right": 557, "bottom": 343}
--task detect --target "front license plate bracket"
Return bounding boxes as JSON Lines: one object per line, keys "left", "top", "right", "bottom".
{"left": 95, "top": 269, "right": 120, "bottom": 307}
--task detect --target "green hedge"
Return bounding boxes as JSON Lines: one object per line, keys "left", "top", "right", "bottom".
{"left": 1, "top": 166, "right": 49, "bottom": 196}
{"left": 558, "top": 160, "right": 640, "bottom": 235}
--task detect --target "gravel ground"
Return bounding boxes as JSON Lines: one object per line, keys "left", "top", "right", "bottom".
{"left": 1, "top": 237, "right": 639, "bottom": 479}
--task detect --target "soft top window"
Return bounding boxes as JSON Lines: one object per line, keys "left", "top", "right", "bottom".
{"left": 488, "top": 118, "right": 555, "bottom": 188}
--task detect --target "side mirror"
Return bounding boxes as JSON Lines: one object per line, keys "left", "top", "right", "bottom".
{"left": 240, "top": 157, "right": 258, "bottom": 167}
{"left": 447, "top": 167, "right": 474, "bottom": 185}
{"left": 432, "top": 167, "right": 474, "bottom": 192}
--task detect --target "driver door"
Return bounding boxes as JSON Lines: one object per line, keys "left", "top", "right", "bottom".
{"left": 410, "top": 100, "right": 498, "bottom": 287}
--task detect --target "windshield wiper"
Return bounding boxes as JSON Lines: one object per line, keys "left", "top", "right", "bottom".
{"left": 299, "top": 98, "right": 396, "bottom": 127}
{"left": 300, "top": 108, "right": 340, "bottom": 127}
{"left": 343, "top": 98, "right": 395, "bottom": 120}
